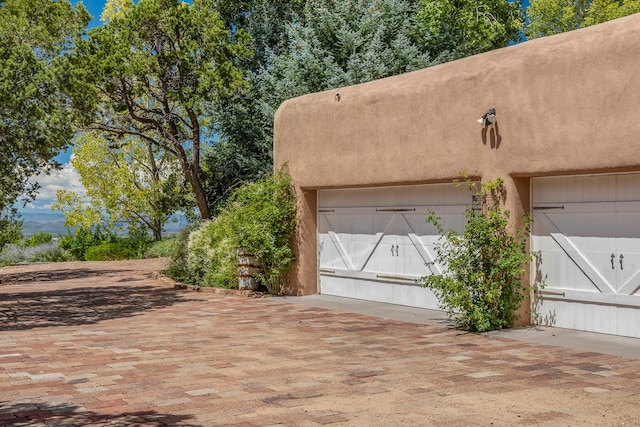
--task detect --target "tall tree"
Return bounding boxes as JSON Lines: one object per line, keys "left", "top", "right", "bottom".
{"left": 525, "top": 0, "right": 640, "bottom": 39}
{"left": 65, "top": 0, "right": 251, "bottom": 219}
{"left": 207, "top": 1, "right": 525, "bottom": 210}
{"left": 264, "top": 0, "right": 436, "bottom": 100}
{"left": 55, "top": 132, "right": 191, "bottom": 241}
{"left": 585, "top": 0, "right": 640, "bottom": 26}
{"left": 0, "top": 0, "right": 89, "bottom": 212}
{"left": 525, "top": 0, "right": 590, "bottom": 38}
{"left": 256, "top": 0, "right": 438, "bottom": 144}
{"left": 202, "top": 0, "right": 304, "bottom": 212}
{"left": 418, "top": 0, "right": 524, "bottom": 55}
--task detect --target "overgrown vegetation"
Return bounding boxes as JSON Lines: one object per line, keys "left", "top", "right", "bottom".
{"left": 0, "top": 228, "right": 167, "bottom": 266}
{"left": 58, "top": 228, "right": 154, "bottom": 261}
{"left": 145, "top": 237, "right": 177, "bottom": 258}
{"left": 421, "top": 178, "right": 533, "bottom": 332}
{"left": 0, "top": 241, "right": 70, "bottom": 266}
{"left": 166, "top": 169, "right": 297, "bottom": 295}
{"left": 23, "top": 232, "right": 53, "bottom": 247}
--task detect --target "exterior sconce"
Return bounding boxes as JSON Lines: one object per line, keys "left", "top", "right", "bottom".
{"left": 477, "top": 108, "right": 496, "bottom": 126}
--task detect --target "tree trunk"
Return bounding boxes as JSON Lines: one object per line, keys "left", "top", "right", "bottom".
{"left": 190, "top": 172, "right": 211, "bottom": 220}
{"left": 152, "top": 219, "right": 162, "bottom": 241}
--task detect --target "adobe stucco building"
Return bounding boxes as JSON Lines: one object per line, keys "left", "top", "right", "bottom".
{"left": 273, "top": 14, "right": 640, "bottom": 338}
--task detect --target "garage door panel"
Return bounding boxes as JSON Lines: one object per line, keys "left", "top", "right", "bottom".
{"left": 319, "top": 233, "right": 350, "bottom": 270}
{"left": 615, "top": 174, "right": 640, "bottom": 200}
{"left": 583, "top": 303, "right": 617, "bottom": 335}
{"left": 616, "top": 307, "right": 640, "bottom": 337}
{"left": 618, "top": 264, "right": 640, "bottom": 295}
{"left": 397, "top": 243, "right": 431, "bottom": 277}
{"left": 402, "top": 214, "right": 433, "bottom": 236}
{"left": 532, "top": 174, "right": 640, "bottom": 338}
{"left": 318, "top": 183, "right": 471, "bottom": 310}
{"left": 364, "top": 240, "right": 397, "bottom": 274}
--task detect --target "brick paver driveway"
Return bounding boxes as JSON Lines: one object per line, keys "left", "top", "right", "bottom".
{"left": 1, "top": 260, "right": 639, "bottom": 426}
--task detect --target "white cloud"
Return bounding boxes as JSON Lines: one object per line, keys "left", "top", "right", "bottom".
{"left": 23, "top": 162, "right": 86, "bottom": 210}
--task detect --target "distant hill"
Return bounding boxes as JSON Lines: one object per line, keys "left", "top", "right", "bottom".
{"left": 18, "top": 211, "right": 188, "bottom": 237}
{"left": 20, "top": 211, "right": 70, "bottom": 237}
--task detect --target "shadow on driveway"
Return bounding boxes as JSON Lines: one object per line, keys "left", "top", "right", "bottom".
{"left": 0, "top": 284, "right": 193, "bottom": 331}
{"left": 0, "top": 402, "right": 199, "bottom": 427}
{"left": 0, "top": 268, "right": 138, "bottom": 285}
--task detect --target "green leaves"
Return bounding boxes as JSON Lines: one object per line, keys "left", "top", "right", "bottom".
{"left": 525, "top": 0, "right": 589, "bottom": 38}
{"left": 173, "top": 168, "right": 296, "bottom": 294}
{"left": 525, "top": 0, "right": 640, "bottom": 39}
{"left": 0, "top": 0, "right": 89, "bottom": 212}
{"left": 53, "top": 132, "right": 191, "bottom": 241}
{"left": 67, "top": 0, "right": 252, "bottom": 220}
{"left": 418, "top": 0, "right": 524, "bottom": 55}
{"left": 422, "top": 179, "right": 531, "bottom": 332}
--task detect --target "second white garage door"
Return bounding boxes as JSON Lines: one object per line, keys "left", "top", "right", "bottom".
{"left": 532, "top": 173, "right": 640, "bottom": 338}
{"left": 318, "top": 183, "right": 471, "bottom": 309}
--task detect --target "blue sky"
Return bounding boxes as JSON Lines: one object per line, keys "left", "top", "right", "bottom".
{"left": 78, "top": 0, "right": 106, "bottom": 30}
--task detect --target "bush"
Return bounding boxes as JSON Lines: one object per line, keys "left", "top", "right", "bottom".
{"left": 24, "top": 232, "right": 53, "bottom": 247}
{"left": 28, "top": 242, "right": 71, "bottom": 263}
{"left": 85, "top": 241, "right": 137, "bottom": 261}
{"left": 225, "top": 168, "right": 296, "bottom": 294}
{"left": 165, "top": 168, "right": 297, "bottom": 294}
{"left": 59, "top": 226, "right": 112, "bottom": 260}
{"left": 0, "top": 210, "right": 23, "bottom": 253}
{"left": 185, "top": 217, "right": 238, "bottom": 288}
{"left": 164, "top": 226, "right": 196, "bottom": 283}
{"left": 421, "top": 178, "right": 532, "bottom": 332}
{"left": 58, "top": 226, "right": 152, "bottom": 261}
{"left": 0, "top": 241, "right": 71, "bottom": 266}
{"left": 145, "top": 237, "right": 177, "bottom": 258}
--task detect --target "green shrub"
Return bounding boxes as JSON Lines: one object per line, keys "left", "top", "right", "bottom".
{"left": 186, "top": 217, "right": 237, "bottom": 288}
{"left": 122, "top": 229, "right": 154, "bottom": 259}
{"left": 164, "top": 226, "right": 197, "bottom": 283}
{"left": 421, "top": 178, "right": 532, "bottom": 332}
{"left": 58, "top": 226, "right": 152, "bottom": 261}
{"left": 224, "top": 168, "right": 296, "bottom": 294}
{"left": 23, "top": 232, "right": 53, "bottom": 247}
{"left": 85, "top": 241, "right": 137, "bottom": 261}
{"left": 29, "top": 243, "right": 71, "bottom": 263}
{"left": 59, "top": 226, "right": 112, "bottom": 260}
{"left": 166, "top": 168, "right": 297, "bottom": 294}
{"left": 0, "top": 210, "right": 23, "bottom": 253}
{"left": 145, "top": 237, "right": 177, "bottom": 258}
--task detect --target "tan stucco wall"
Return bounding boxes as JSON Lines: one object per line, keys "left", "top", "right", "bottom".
{"left": 273, "top": 14, "right": 640, "bottom": 320}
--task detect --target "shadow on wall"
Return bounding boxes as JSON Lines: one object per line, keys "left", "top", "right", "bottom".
{"left": 481, "top": 122, "right": 502, "bottom": 149}
{"left": 0, "top": 402, "right": 200, "bottom": 427}
{"left": 0, "top": 285, "right": 195, "bottom": 331}
{"left": 531, "top": 252, "right": 557, "bottom": 327}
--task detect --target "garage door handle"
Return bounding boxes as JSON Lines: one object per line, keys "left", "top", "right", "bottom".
{"left": 620, "top": 254, "right": 624, "bottom": 270}
{"left": 611, "top": 253, "right": 615, "bottom": 270}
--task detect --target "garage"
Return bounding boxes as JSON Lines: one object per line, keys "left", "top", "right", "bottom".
{"left": 318, "top": 183, "right": 472, "bottom": 309}
{"left": 274, "top": 15, "right": 640, "bottom": 332}
{"left": 531, "top": 173, "right": 640, "bottom": 338}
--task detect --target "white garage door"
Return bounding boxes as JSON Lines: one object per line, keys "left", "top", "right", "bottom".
{"left": 318, "top": 184, "right": 471, "bottom": 309}
{"left": 532, "top": 174, "right": 640, "bottom": 338}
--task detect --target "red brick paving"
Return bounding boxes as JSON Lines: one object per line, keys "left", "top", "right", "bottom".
{"left": 1, "top": 260, "right": 639, "bottom": 426}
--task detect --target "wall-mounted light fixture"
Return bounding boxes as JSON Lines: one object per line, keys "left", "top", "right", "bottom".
{"left": 477, "top": 108, "right": 496, "bottom": 126}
